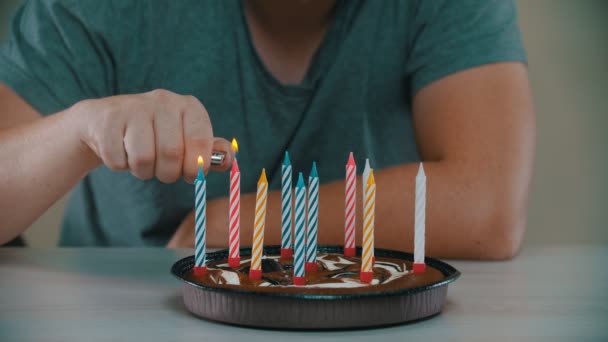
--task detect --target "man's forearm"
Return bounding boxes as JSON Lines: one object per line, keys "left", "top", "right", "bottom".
{"left": 0, "top": 109, "right": 98, "bottom": 243}
{"left": 207, "top": 161, "right": 525, "bottom": 260}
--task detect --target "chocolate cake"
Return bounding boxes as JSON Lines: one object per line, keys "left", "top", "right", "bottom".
{"left": 185, "top": 252, "right": 445, "bottom": 295}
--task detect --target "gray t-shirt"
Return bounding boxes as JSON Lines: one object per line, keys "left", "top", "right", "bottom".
{"left": 0, "top": 0, "right": 526, "bottom": 246}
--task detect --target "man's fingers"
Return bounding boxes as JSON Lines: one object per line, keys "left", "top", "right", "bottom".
{"left": 183, "top": 137, "right": 213, "bottom": 183}
{"left": 124, "top": 115, "right": 156, "bottom": 180}
{"left": 154, "top": 110, "right": 184, "bottom": 183}
{"left": 210, "top": 138, "right": 234, "bottom": 172}
{"left": 99, "top": 115, "right": 127, "bottom": 171}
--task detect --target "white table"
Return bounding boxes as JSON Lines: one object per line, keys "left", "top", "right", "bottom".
{"left": 1, "top": 245, "right": 606, "bottom": 341}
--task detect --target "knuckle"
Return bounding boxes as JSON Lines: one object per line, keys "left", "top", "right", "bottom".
{"left": 131, "top": 152, "right": 155, "bottom": 169}
{"left": 184, "top": 94, "right": 203, "bottom": 108}
{"left": 182, "top": 164, "right": 199, "bottom": 178}
{"left": 184, "top": 96, "right": 209, "bottom": 116}
{"left": 183, "top": 172, "right": 197, "bottom": 184}
{"left": 97, "top": 146, "right": 110, "bottom": 161}
{"left": 99, "top": 149, "right": 126, "bottom": 171}
{"left": 185, "top": 136, "right": 209, "bottom": 147}
{"left": 149, "top": 88, "right": 174, "bottom": 100}
{"left": 98, "top": 108, "right": 114, "bottom": 129}
{"left": 183, "top": 175, "right": 196, "bottom": 184}
{"left": 106, "top": 159, "right": 126, "bottom": 171}
{"left": 98, "top": 108, "right": 123, "bottom": 134}
{"left": 186, "top": 115, "right": 213, "bottom": 138}
{"left": 132, "top": 171, "right": 153, "bottom": 181}
{"left": 160, "top": 144, "right": 184, "bottom": 161}
{"left": 158, "top": 170, "right": 181, "bottom": 184}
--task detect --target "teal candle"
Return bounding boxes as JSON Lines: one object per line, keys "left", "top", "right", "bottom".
{"left": 194, "top": 156, "right": 207, "bottom": 275}
{"left": 305, "top": 162, "right": 319, "bottom": 272}
{"left": 281, "top": 152, "right": 293, "bottom": 258}
{"left": 293, "top": 173, "right": 307, "bottom": 285}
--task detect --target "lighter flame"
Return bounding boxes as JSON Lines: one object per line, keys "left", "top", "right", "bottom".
{"left": 231, "top": 138, "right": 239, "bottom": 153}
{"left": 197, "top": 155, "right": 204, "bottom": 166}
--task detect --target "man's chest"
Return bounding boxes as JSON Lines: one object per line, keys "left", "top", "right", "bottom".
{"left": 109, "top": 0, "right": 418, "bottom": 183}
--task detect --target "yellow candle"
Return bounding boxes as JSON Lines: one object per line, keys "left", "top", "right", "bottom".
{"left": 360, "top": 169, "right": 376, "bottom": 283}
{"left": 249, "top": 169, "right": 268, "bottom": 280}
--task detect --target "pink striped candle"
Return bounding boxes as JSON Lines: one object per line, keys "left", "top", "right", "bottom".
{"left": 228, "top": 160, "right": 241, "bottom": 268}
{"left": 344, "top": 152, "right": 356, "bottom": 257}
{"left": 228, "top": 139, "right": 240, "bottom": 267}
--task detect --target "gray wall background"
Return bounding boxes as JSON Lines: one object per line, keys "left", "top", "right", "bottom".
{"left": 1, "top": 0, "right": 606, "bottom": 247}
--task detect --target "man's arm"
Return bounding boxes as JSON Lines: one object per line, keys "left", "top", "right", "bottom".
{"left": 409, "top": 62, "right": 535, "bottom": 259}
{"left": 190, "top": 62, "right": 535, "bottom": 260}
{"left": 0, "top": 84, "right": 231, "bottom": 245}
{"left": 0, "top": 84, "right": 99, "bottom": 242}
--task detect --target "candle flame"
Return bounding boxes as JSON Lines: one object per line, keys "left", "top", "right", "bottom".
{"left": 197, "top": 155, "right": 204, "bottom": 166}
{"left": 231, "top": 138, "right": 239, "bottom": 153}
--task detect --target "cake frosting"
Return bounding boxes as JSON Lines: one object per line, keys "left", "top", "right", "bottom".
{"left": 186, "top": 253, "right": 445, "bottom": 295}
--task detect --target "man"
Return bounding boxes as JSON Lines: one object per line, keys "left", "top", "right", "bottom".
{"left": 0, "top": 0, "right": 535, "bottom": 259}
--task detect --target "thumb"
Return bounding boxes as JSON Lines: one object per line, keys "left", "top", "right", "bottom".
{"left": 209, "top": 137, "right": 234, "bottom": 172}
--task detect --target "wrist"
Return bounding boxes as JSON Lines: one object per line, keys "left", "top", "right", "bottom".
{"left": 63, "top": 100, "right": 101, "bottom": 174}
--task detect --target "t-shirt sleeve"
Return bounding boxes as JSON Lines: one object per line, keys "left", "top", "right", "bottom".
{"left": 406, "top": 0, "right": 527, "bottom": 96}
{"left": 0, "top": 0, "right": 114, "bottom": 115}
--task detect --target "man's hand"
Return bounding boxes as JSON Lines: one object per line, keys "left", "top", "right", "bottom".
{"left": 0, "top": 85, "right": 234, "bottom": 244}
{"left": 72, "top": 89, "right": 232, "bottom": 183}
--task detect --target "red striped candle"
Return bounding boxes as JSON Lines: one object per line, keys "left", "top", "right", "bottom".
{"left": 228, "top": 158, "right": 241, "bottom": 268}
{"left": 344, "top": 152, "right": 356, "bottom": 257}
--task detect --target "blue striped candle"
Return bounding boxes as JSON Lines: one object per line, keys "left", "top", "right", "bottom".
{"left": 293, "top": 172, "right": 307, "bottom": 286}
{"left": 305, "top": 162, "right": 319, "bottom": 273}
{"left": 280, "top": 152, "right": 293, "bottom": 258}
{"left": 194, "top": 156, "right": 207, "bottom": 276}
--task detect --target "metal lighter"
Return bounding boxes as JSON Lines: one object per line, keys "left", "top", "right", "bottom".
{"left": 210, "top": 151, "right": 226, "bottom": 166}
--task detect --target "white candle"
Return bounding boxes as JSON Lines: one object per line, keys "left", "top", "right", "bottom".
{"left": 344, "top": 152, "right": 357, "bottom": 257}
{"left": 362, "top": 159, "right": 371, "bottom": 205}
{"left": 414, "top": 163, "right": 426, "bottom": 273}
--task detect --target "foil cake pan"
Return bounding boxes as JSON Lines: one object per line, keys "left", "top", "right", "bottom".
{"left": 171, "top": 245, "right": 460, "bottom": 329}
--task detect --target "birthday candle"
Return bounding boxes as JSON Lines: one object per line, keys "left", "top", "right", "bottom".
{"left": 280, "top": 152, "right": 293, "bottom": 259}
{"left": 293, "top": 173, "right": 307, "bottom": 286}
{"left": 360, "top": 169, "right": 376, "bottom": 283}
{"left": 362, "top": 159, "right": 375, "bottom": 264}
{"left": 228, "top": 139, "right": 241, "bottom": 268}
{"left": 344, "top": 152, "right": 357, "bottom": 257}
{"left": 249, "top": 169, "right": 268, "bottom": 280}
{"left": 414, "top": 163, "right": 426, "bottom": 274}
{"left": 305, "top": 162, "right": 319, "bottom": 272}
{"left": 194, "top": 156, "right": 207, "bottom": 276}
{"left": 362, "top": 159, "right": 370, "bottom": 207}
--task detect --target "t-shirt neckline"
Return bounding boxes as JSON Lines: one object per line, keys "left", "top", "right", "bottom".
{"left": 236, "top": 0, "right": 347, "bottom": 96}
